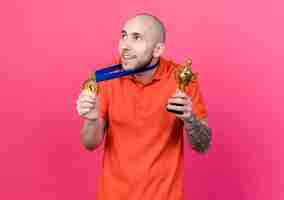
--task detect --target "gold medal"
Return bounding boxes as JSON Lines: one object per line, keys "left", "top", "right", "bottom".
{"left": 82, "top": 72, "right": 99, "bottom": 95}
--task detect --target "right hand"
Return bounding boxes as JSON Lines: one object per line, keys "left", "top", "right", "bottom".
{"left": 76, "top": 92, "right": 100, "bottom": 120}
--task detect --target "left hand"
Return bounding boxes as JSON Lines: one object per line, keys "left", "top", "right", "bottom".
{"left": 166, "top": 90, "right": 193, "bottom": 122}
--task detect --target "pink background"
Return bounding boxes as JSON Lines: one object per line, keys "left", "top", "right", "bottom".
{"left": 1, "top": 0, "right": 283, "bottom": 199}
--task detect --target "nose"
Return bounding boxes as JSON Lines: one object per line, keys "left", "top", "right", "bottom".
{"left": 119, "top": 38, "right": 131, "bottom": 51}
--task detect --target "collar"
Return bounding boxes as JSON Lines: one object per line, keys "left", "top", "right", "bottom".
{"left": 126, "top": 57, "right": 170, "bottom": 82}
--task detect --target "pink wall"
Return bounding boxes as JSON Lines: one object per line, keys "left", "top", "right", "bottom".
{"left": 1, "top": 0, "right": 283, "bottom": 199}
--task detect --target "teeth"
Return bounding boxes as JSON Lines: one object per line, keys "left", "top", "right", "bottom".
{"left": 122, "top": 54, "right": 135, "bottom": 59}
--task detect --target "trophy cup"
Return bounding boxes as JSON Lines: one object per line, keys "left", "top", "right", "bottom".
{"left": 167, "top": 57, "right": 197, "bottom": 115}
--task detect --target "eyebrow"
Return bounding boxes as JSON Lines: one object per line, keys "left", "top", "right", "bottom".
{"left": 121, "top": 30, "right": 143, "bottom": 37}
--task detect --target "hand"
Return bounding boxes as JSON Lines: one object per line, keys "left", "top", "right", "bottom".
{"left": 76, "top": 92, "right": 100, "bottom": 120}
{"left": 166, "top": 90, "right": 194, "bottom": 122}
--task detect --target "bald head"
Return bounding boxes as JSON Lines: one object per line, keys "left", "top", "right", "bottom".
{"left": 126, "top": 13, "right": 166, "bottom": 43}
{"left": 118, "top": 13, "right": 166, "bottom": 71}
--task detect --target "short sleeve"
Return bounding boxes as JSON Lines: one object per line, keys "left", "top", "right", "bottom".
{"left": 186, "top": 77, "right": 208, "bottom": 120}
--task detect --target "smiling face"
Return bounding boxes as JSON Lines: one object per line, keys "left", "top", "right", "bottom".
{"left": 118, "top": 15, "right": 165, "bottom": 70}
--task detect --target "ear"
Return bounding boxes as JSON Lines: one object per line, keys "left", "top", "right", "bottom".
{"left": 153, "top": 43, "right": 165, "bottom": 58}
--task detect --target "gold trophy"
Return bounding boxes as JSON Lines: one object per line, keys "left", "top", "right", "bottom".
{"left": 82, "top": 72, "right": 99, "bottom": 95}
{"left": 167, "top": 57, "right": 197, "bottom": 114}
{"left": 175, "top": 57, "right": 197, "bottom": 92}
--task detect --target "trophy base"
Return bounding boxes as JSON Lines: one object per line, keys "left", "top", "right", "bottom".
{"left": 166, "top": 103, "right": 184, "bottom": 115}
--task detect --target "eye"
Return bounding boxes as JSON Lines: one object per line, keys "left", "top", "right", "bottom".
{"left": 121, "top": 33, "right": 127, "bottom": 40}
{"left": 134, "top": 35, "right": 142, "bottom": 41}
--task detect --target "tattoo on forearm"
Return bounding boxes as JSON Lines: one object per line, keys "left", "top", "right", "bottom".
{"left": 185, "top": 115, "right": 212, "bottom": 153}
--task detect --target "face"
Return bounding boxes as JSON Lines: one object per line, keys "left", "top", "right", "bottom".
{"left": 118, "top": 17, "right": 163, "bottom": 70}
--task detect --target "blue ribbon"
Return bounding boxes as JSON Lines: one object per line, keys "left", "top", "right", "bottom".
{"left": 95, "top": 60, "right": 160, "bottom": 82}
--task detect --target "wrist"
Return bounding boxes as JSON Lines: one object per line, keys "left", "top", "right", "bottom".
{"left": 85, "top": 118, "right": 99, "bottom": 125}
{"left": 184, "top": 112, "right": 197, "bottom": 127}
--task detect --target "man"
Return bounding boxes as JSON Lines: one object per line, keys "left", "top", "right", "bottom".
{"left": 76, "top": 14, "right": 211, "bottom": 200}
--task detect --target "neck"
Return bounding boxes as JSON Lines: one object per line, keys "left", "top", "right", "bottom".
{"left": 134, "top": 57, "right": 160, "bottom": 84}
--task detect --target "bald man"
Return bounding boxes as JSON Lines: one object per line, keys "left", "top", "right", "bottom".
{"left": 76, "top": 14, "right": 211, "bottom": 200}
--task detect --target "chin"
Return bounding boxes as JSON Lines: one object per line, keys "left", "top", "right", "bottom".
{"left": 121, "top": 61, "right": 138, "bottom": 70}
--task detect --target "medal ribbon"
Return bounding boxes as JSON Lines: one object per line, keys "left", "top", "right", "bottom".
{"left": 95, "top": 60, "right": 159, "bottom": 82}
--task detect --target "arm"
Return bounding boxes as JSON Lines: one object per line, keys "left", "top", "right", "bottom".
{"left": 77, "top": 92, "right": 108, "bottom": 151}
{"left": 183, "top": 115, "right": 212, "bottom": 153}
{"left": 167, "top": 91, "right": 212, "bottom": 153}
{"left": 80, "top": 118, "right": 107, "bottom": 151}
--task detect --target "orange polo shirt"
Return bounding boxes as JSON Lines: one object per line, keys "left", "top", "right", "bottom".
{"left": 96, "top": 57, "right": 207, "bottom": 200}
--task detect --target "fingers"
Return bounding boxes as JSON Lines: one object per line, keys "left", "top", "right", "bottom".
{"left": 166, "top": 103, "right": 192, "bottom": 112}
{"left": 168, "top": 92, "right": 192, "bottom": 107}
{"left": 166, "top": 102, "right": 193, "bottom": 120}
{"left": 76, "top": 92, "right": 98, "bottom": 116}
{"left": 166, "top": 96, "right": 192, "bottom": 113}
{"left": 78, "top": 93, "right": 97, "bottom": 104}
{"left": 77, "top": 107, "right": 90, "bottom": 116}
{"left": 76, "top": 101, "right": 93, "bottom": 115}
{"left": 78, "top": 93, "right": 96, "bottom": 103}
{"left": 168, "top": 97, "right": 190, "bottom": 106}
{"left": 80, "top": 102, "right": 95, "bottom": 109}
{"left": 167, "top": 90, "right": 193, "bottom": 119}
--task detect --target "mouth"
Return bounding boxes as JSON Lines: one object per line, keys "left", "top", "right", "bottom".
{"left": 121, "top": 54, "right": 136, "bottom": 61}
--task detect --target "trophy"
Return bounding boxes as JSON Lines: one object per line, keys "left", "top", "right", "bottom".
{"left": 167, "top": 57, "right": 197, "bottom": 115}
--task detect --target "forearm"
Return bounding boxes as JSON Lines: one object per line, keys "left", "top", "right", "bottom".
{"left": 184, "top": 114, "right": 212, "bottom": 153}
{"left": 80, "top": 118, "right": 106, "bottom": 150}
